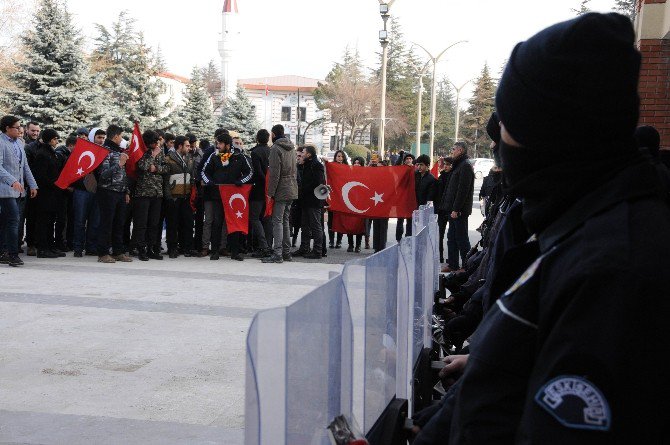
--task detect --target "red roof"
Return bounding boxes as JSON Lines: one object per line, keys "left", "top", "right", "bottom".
{"left": 223, "top": 0, "right": 238, "bottom": 13}
{"left": 157, "top": 72, "right": 190, "bottom": 84}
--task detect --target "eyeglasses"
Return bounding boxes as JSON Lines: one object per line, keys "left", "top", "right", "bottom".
{"left": 10, "top": 125, "right": 21, "bottom": 129}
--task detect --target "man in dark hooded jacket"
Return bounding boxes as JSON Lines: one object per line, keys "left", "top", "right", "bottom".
{"left": 442, "top": 13, "right": 670, "bottom": 444}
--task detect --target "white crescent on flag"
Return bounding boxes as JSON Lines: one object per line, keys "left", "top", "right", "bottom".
{"left": 342, "top": 181, "right": 371, "bottom": 214}
{"left": 129, "top": 135, "right": 140, "bottom": 153}
{"left": 78, "top": 151, "right": 96, "bottom": 169}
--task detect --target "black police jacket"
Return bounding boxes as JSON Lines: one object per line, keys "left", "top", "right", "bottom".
{"left": 450, "top": 161, "right": 670, "bottom": 444}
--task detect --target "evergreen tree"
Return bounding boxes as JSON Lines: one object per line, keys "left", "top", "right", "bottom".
{"left": 200, "top": 60, "right": 223, "bottom": 113}
{"left": 614, "top": 0, "right": 636, "bottom": 20}
{"left": 433, "top": 77, "right": 457, "bottom": 155}
{"left": 572, "top": 0, "right": 592, "bottom": 15}
{"left": 8, "top": 0, "right": 104, "bottom": 133}
{"left": 92, "top": 11, "right": 165, "bottom": 132}
{"left": 461, "top": 63, "right": 497, "bottom": 158}
{"left": 219, "top": 85, "right": 261, "bottom": 144}
{"left": 183, "top": 67, "right": 216, "bottom": 138}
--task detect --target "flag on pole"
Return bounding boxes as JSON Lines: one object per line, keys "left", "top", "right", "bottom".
{"left": 125, "top": 121, "right": 147, "bottom": 179}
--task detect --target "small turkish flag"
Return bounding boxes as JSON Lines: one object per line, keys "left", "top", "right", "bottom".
{"left": 431, "top": 160, "right": 440, "bottom": 178}
{"left": 125, "top": 121, "right": 147, "bottom": 179}
{"left": 326, "top": 163, "right": 417, "bottom": 218}
{"left": 219, "top": 184, "right": 253, "bottom": 235}
{"left": 264, "top": 169, "right": 274, "bottom": 217}
{"left": 55, "top": 139, "right": 108, "bottom": 189}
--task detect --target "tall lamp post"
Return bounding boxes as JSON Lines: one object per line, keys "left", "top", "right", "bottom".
{"left": 415, "top": 40, "right": 467, "bottom": 161}
{"left": 377, "top": 0, "right": 396, "bottom": 160}
{"left": 409, "top": 59, "right": 431, "bottom": 157}
{"left": 448, "top": 79, "right": 471, "bottom": 142}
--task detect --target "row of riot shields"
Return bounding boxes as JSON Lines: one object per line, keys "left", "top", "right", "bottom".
{"left": 245, "top": 205, "right": 440, "bottom": 445}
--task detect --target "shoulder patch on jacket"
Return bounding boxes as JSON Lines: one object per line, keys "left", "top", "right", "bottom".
{"left": 535, "top": 376, "right": 611, "bottom": 431}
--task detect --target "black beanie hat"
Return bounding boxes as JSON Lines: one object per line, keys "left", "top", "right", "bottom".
{"left": 496, "top": 13, "right": 640, "bottom": 151}
{"left": 41, "top": 128, "right": 59, "bottom": 143}
{"left": 486, "top": 112, "right": 501, "bottom": 144}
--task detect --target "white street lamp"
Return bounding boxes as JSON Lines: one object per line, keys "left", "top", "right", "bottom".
{"left": 448, "top": 79, "right": 472, "bottom": 143}
{"left": 415, "top": 40, "right": 467, "bottom": 161}
{"left": 377, "top": 0, "right": 397, "bottom": 160}
{"left": 408, "top": 58, "right": 431, "bottom": 157}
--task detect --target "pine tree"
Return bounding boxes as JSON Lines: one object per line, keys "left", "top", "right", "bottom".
{"left": 92, "top": 11, "right": 165, "bottom": 132}
{"left": 219, "top": 85, "right": 261, "bottom": 144}
{"left": 572, "top": 0, "right": 592, "bottom": 15}
{"left": 433, "top": 77, "right": 457, "bottom": 155}
{"left": 181, "top": 67, "right": 216, "bottom": 138}
{"left": 614, "top": 0, "right": 636, "bottom": 20}
{"left": 8, "top": 0, "right": 104, "bottom": 133}
{"left": 461, "top": 63, "right": 497, "bottom": 158}
{"left": 200, "top": 60, "right": 223, "bottom": 113}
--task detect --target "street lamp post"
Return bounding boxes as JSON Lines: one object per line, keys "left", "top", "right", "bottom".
{"left": 409, "top": 59, "right": 431, "bottom": 157}
{"left": 377, "top": 0, "right": 396, "bottom": 160}
{"left": 415, "top": 40, "right": 467, "bottom": 161}
{"left": 448, "top": 79, "right": 471, "bottom": 142}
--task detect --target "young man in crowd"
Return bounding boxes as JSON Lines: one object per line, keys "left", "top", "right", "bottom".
{"left": 54, "top": 134, "right": 78, "bottom": 252}
{"left": 164, "top": 135, "right": 195, "bottom": 258}
{"left": 297, "top": 145, "right": 326, "bottom": 259}
{"left": 263, "top": 124, "right": 298, "bottom": 264}
{"left": 96, "top": 124, "right": 131, "bottom": 263}
{"left": 249, "top": 129, "right": 273, "bottom": 258}
{"left": 19, "top": 121, "right": 41, "bottom": 255}
{"left": 0, "top": 116, "right": 38, "bottom": 267}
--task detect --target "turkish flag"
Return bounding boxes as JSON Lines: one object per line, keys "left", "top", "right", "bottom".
{"left": 219, "top": 184, "right": 253, "bottom": 235}
{"left": 264, "top": 169, "right": 274, "bottom": 217}
{"left": 431, "top": 161, "right": 440, "bottom": 178}
{"left": 326, "top": 163, "right": 417, "bottom": 218}
{"left": 125, "top": 121, "right": 147, "bottom": 179}
{"left": 332, "top": 212, "right": 365, "bottom": 234}
{"left": 55, "top": 139, "right": 108, "bottom": 189}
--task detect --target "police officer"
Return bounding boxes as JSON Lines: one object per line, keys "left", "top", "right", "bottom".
{"left": 417, "top": 13, "right": 670, "bottom": 444}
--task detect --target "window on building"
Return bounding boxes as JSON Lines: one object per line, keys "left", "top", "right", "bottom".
{"left": 330, "top": 135, "right": 338, "bottom": 149}
{"left": 298, "top": 107, "right": 307, "bottom": 122}
{"left": 296, "top": 134, "right": 305, "bottom": 145}
{"left": 281, "top": 107, "right": 291, "bottom": 121}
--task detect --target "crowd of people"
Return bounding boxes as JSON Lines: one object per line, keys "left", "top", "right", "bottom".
{"left": 0, "top": 113, "right": 481, "bottom": 267}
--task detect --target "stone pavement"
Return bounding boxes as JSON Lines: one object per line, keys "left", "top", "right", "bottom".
{"left": 0, "top": 205, "right": 484, "bottom": 444}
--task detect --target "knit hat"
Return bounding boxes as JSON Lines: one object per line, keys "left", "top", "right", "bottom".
{"left": 76, "top": 127, "right": 88, "bottom": 137}
{"left": 496, "top": 13, "right": 640, "bottom": 151}
{"left": 41, "top": 128, "right": 59, "bottom": 144}
{"left": 416, "top": 154, "right": 431, "bottom": 166}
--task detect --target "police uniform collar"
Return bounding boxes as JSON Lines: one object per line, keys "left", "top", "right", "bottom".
{"left": 538, "top": 160, "right": 663, "bottom": 253}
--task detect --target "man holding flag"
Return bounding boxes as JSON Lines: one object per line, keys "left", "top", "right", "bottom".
{"left": 201, "top": 132, "right": 253, "bottom": 261}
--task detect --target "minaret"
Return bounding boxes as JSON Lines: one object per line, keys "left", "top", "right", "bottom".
{"left": 218, "top": 0, "right": 239, "bottom": 99}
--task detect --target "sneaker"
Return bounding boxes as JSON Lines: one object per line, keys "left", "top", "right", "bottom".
{"left": 27, "top": 246, "right": 36, "bottom": 256}
{"left": 73, "top": 251, "right": 83, "bottom": 258}
{"left": 261, "top": 254, "right": 283, "bottom": 264}
{"left": 304, "top": 251, "right": 322, "bottom": 259}
{"left": 148, "top": 249, "right": 163, "bottom": 260}
{"left": 37, "top": 250, "right": 59, "bottom": 258}
{"left": 98, "top": 255, "right": 116, "bottom": 263}
{"left": 198, "top": 249, "right": 209, "bottom": 258}
{"left": 334, "top": 243, "right": 342, "bottom": 249}
{"left": 347, "top": 246, "right": 354, "bottom": 253}
{"left": 291, "top": 248, "right": 309, "bottom": 257}
{"left": 355, "top": 247, "right": 361, "bottom": 253}
{"left": 0, "top": 252, "right": 10, "bottom": 264}
{"left": 8, "top": 255, "right": 23, "bottom": 267}
{"left": 230, "top": 254, "right": 244, "bottom": 262}
{"left": 112, "top": 254, "right": 133, "bottom": 262}
{"left": 168, "top": 249, "right": 178, "bottom": 259}
{"left": 210, "top": 252, "right": 220, "bottom": 260}
{"left": 282, "top": 254, "right": 293, "bottom": 262}
{"left": 50, "top": 249, "right": 67, "bottom": 257}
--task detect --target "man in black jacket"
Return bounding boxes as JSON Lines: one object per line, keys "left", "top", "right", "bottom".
{"left": 434, "top": 157, "right": 453, "bottom": 263}
{"left": 441, "top": 142, "right": 474, "bottom": 271}
{"left": 298, "top": 145, "right": 326, "bottom": 259}
{"left": 249, "top": 129, "right": 273, "bottom": 257}
{"left": 202, "top": 132, "right": 253, "bottom": 261}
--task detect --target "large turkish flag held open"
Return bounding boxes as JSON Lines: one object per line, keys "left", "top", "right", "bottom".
{"left": 55, "top": 139, "right": 108, "bottom": 189}
{"left": 125, "top": 121, "right": 147, "bottom": 179}
{"left": 219, "top": 184, "right": 253, "bottom": 235}
{"left": 326, "top": 163, "right": 417, "bottom": 218}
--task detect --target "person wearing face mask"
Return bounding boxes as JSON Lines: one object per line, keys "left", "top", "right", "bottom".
{"left": 441, "top": 13, "right": 670, "bottom": 444}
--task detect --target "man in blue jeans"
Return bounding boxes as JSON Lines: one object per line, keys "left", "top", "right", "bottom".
{"left": 440, "top": 142, "right": 474, "bottom": 272}
{"left": 0, "top": 115, "right": 38, "bottom": 267}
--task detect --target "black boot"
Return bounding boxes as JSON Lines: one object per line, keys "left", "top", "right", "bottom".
{"left": 138, "top": 247, "right": 149, "bottom": 262}
{"left": 148, "top": 247, "right": 163, "bottom": 260}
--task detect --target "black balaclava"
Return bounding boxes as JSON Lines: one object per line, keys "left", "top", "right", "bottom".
{"left": 634, "top": 125, "right": 661, "bottom": 158}
{"left": 486, "top": 112, "right": 502, "bottom": 167}
{"left": 496, "top": 13, "right": 643, "bottom": 234}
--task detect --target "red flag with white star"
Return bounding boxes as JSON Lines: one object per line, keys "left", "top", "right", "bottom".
{"left": 325, "top": 163, "right": 417, "bottom": 218}
{"left": 55, "top": 139, "right": 109, "bottom": 189}
{"left": 219, "top": 184, "right": 253, "bottom": 235}
{"left": 125, "top": 121, "right": 147, "bottom": 179}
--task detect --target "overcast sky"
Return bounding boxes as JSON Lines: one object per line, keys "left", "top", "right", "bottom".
{"left": 65, "top": 0, "right": 619, "bottom": 98}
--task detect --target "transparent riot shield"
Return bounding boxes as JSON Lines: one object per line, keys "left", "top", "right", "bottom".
{"left": 245, "top": 276, "right": 353, "bottom": 445}
{"left": 343, "top": 247, "right": 400, "bottom": 434}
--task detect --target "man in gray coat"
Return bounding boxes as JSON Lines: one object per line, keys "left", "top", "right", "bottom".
{"left": 0, "top": 115, "right": 38, "bottom": 267}
{"left": 262, "top": 124, "right": 298, "bottom": 263}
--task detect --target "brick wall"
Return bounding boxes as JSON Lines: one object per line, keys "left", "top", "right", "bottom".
{"left": 636, "top": 0, "right": 670, "bottom": 149}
